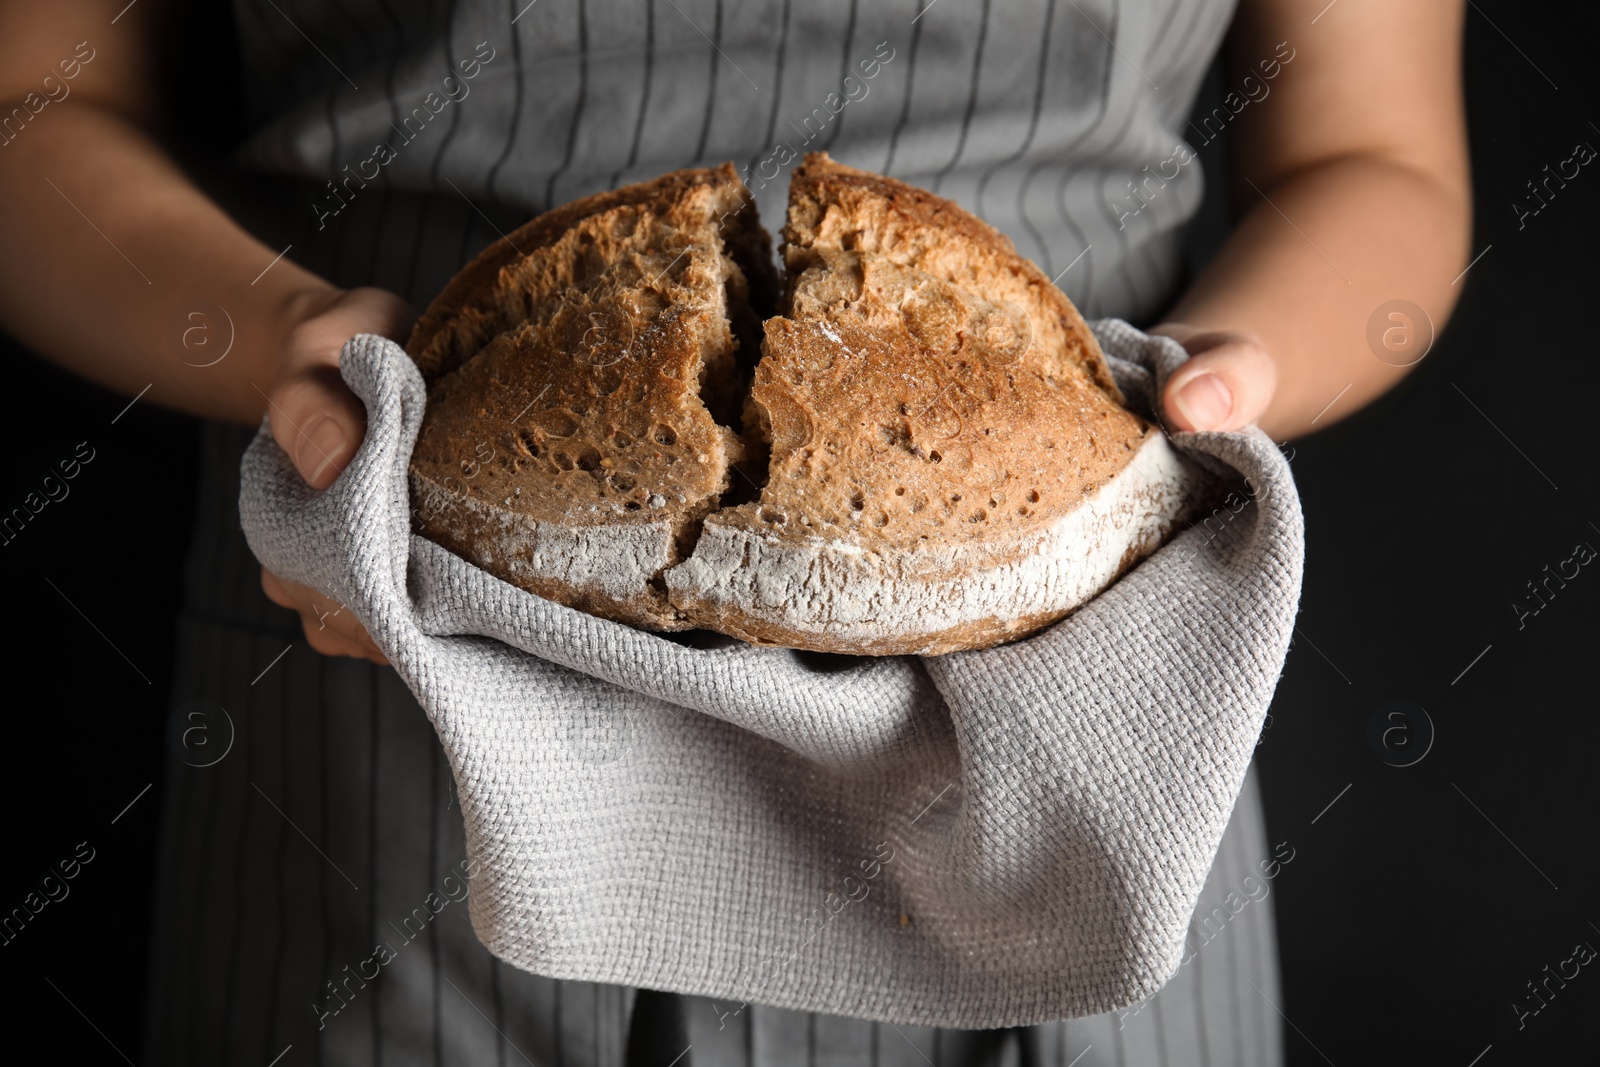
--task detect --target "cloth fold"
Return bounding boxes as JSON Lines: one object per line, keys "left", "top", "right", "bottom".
{"left": 238, "top": 319, "right": 1304, "bottom": 1029}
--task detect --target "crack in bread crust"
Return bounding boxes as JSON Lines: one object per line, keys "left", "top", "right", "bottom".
{"left": 408, "top": 153, "right": 1203, "bottom": 654}
{"left": 407, "top": 163, "right": 777, "bottom": 383}
{"left": 407, "top": 166, "right": 770, "bottom": 625}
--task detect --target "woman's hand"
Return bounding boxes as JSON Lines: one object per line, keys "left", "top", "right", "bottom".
{"left": 261, "top": 570, "right": 391, "bottom": 664}
{"left": 1138, "top": 0, "right": 1468, "bottom": 442}
{"left": 266, "top": 287, "right": 415, "bottom": 490}
{"left": 1151, "top": 323, "right": 1279, "bottom": 435}
{"left": 260, "top": 286, "right": 415, "bottom": 665}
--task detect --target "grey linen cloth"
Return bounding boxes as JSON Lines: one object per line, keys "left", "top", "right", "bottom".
{"left": 238, "top": 319, "right": 1304, "bottom": 1029}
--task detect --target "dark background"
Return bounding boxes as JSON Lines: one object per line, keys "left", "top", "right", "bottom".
{"left": 1, "top": 1, "right": 1594, "bottom": 1064}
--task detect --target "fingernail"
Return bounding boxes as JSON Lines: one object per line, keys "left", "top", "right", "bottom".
{"left": 1173, "top": 373, "right": 1233, "bottom": 431}
{"left": 297, "top": 415, "right": 348, "bottom": 485}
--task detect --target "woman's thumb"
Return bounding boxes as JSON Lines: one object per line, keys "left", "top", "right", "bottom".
{"left": 1158, "top": 329, "right": 1277, "bottom": 433}
{"left": 266, "top": 287, "right": 414, "bottom": 490}
{"left": 268, "top": 364, "right": 368, "bottom": 490}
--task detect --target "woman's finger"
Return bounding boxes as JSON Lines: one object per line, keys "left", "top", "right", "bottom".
{"left": 300, "top": 603, "right": 388, "bottom": 663}
{"left": 300, "top": 612, "right": 388, "bottom": 664}
{"left": 268, "top": 363, "right": 368, "bottom": 490}
{"left": 267, "top": 287, "right": 415, "bottom": 490}
{"left": 1160, "top": 333, "right": 1278, "bottom": 433}
{"left": 261, "top": 568, "right": 389, "bottom": 664}
{"left": 260, "top": 567, "right": 299, "bottom": 610}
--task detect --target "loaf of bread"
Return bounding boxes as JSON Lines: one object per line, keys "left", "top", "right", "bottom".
{"left": 406, "top": 154, "right": 1206, "bottom": 655}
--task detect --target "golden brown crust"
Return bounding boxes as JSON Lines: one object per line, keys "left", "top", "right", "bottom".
{"left": 708, "top": 152, "right": 1151, "bottom": 561}
{"left": 782, "top": 153, "right": 1123, "bottom": 401}
{"left": 407, "top": 166, "right": 768, "bottom": 627}
{"left": 717, "top": 253, "right": 1149, "bottom": 553}
{"left": 664, "top": 425, "right": 1203, "bottom": 656}
{"left": 406, "top": 163, "right": 776, "bottom": 384}
{"left": 410, "top": 156, "right": 1194, "bottom": 654}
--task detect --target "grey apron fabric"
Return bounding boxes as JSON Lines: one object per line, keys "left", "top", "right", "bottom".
{"left": 143, "top": 0, "right": 1293, "bottom": 1061}
{"left": 229, "top": 0, "right": 1237, "bottom": 323}
{"left": 234, "top": 320, "right": 1302, "bottom": 1030}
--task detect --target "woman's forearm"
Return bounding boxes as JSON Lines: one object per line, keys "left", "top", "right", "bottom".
{"left": 1162, "top": 152, "right": 1471, "bottom": 442}
{"left": 0, "top": 100, "right": 339, "bottom": 425}
{"left": 1158, "top": 0, "right": 1473, "bottom": 442}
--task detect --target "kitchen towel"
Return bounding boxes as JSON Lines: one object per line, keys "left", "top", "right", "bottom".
{"left": 239, "top": 319, "right": 1303, "bottom": 1028}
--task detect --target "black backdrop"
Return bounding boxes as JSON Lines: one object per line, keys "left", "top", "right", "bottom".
{"left": 1, "top": 2, "right": 1594, "bottom": 1063}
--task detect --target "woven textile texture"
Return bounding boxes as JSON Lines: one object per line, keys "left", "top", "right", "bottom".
{"left": 238, "top": 319, "right": 1303, "bottom": 1029}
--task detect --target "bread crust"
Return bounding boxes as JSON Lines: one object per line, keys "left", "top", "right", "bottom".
{"left": 409, "top": 154, "right": 1204, "bottom": 653}
{"left": 667, "top": 430, "right": 1203, "bottom": 656}
{"left": 660, "top": 153, "right": 1195, "bottom": 652}
{"left": 781, "top": 153, "right": 1124, "bottom": 401}
{"left": 407, "top": 164, "right": 776, "bottom": 383}
{"left": 406, "top": 166, "right": 770, "bottom": 629}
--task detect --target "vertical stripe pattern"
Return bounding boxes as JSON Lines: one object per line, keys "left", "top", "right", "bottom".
{"left": 151, "top": 0, "right": 1269, "bottom": 1062}
{"left": 228, "top": 0, "right": 1235, "bottom": 321}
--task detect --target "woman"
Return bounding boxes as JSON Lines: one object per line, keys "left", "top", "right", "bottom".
{"left": 0, "top": 0, "right": 1469, "bottom": 1063}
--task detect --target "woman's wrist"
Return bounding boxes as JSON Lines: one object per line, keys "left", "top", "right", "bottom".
{"left": 243, "top": 276, "right": 347, "bottom": 410}
{"left": 184, "top": 264, "right": 345, "bottom": 427}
